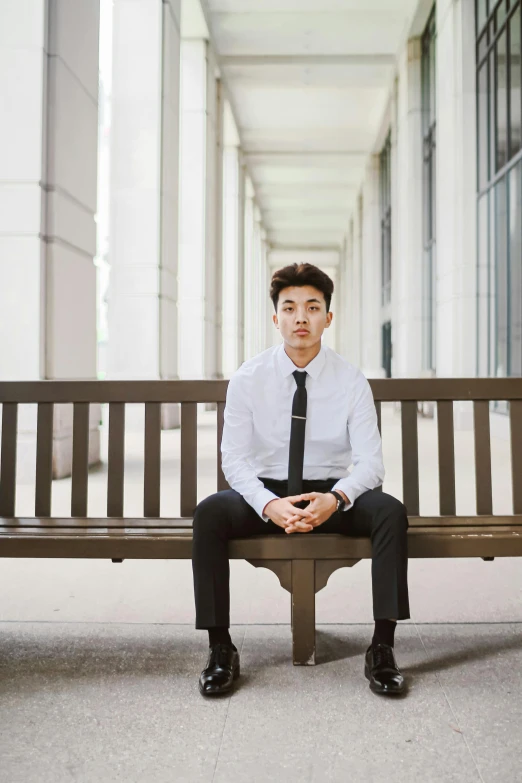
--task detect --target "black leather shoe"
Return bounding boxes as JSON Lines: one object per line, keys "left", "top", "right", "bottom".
{"left": 365, "top": 643, "right": 405, "bottom": 695}
{"left": 198, "top": 644, "right": 240, "bottom": 696}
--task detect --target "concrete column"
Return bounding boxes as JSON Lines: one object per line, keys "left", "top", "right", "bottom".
{"left": 321, "top": 264, "right": 338, "bottom": 353}
{"left": 243, "top": 183, "right": 255, "bottom": 360}
{"left": 178, "top": 40, "right": 223, "bottom": 388}
{"left": 361, "top": 155, "right": 383, "bottom": 377}
{"left": 222, "top": 145, "right": 240, "bottom": 376}
{"left": 343, "top": 222, "right": 356, "bottom": 361}
{"left": 237, "top": 161, "right": 246, "bottom": 364}
{"left": 259, "top": 226, "right": 271, "bottom": 353}
{"left": 253, "top": 205, "right": 264, "bottom": 355}
{"left": 264, "top": 242, "right": 274, "bottom": 349}
{"left": 393, "top": 38, "right": 424, "bottom": 378}
{"left": 436, "top": 0, "right": 477, "bottom": 379}
{"left": 336, "top": 237, "right": 347, "bottom": 358}
{"left": 205, "top": 77, "right": 224, "bottom": 388}
{"left": 0, "top": 0, "right": 100, "bottom": 478}
{"left": 351, "top": 194, "right": 364, "bottom": 368}
{"left": 108, "top": 0, "right": 181, "bottom": 427}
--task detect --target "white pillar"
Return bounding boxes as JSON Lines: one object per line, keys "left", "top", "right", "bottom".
{"left": 350, "top": 195, "right": 364, "bottom": 368}
{"left": 394, "top": 39, "right": 424, "bottom": 378}
{"left": 343, "top": 221, "right": 357, "bottom": 361}
{"left": 436, "top": 0, "right": 477, "bottom": 379}
{"left": 361, "top": 155, "right": 383, "bottom": 377}
{"left": 178, "top": 40, "right": 223, "bottom": 387}
{"left": 336, "top": 238, "right": 347, "bottom": 358}
{"left": 264, "top": 244, "right": 274, "bottom": 349}
{"left": 222, "top": 145, "right": 240, "bottom": 376}
{"left": 108, "top": 0, "right": 181, "bottom": 427}
{"left": 0, "top": 0, "right": 100, "bottom": 477}
{"left": 237, "top": 160, "right": 246, "bottom": 364}
{"left": 243, "top": 183, "right": 256, "bottom": 360}
{"left": 205, "top": 77, "right": 224, "bottom": 387}
{"left": 321, "top": 264, "right": 338, "bottom": 353}
{"left": 253, "top": 205, "right": 264, "bottom": 355}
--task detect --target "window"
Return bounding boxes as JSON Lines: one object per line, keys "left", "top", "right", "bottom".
{"left": 476, "top": 0, "right": 522, "bottom": 386}
{"left": 422, "top": 7, "right": 437, "bottom": 372}
{"left": 380, "top": 133, "right": 392, "bottom": 307}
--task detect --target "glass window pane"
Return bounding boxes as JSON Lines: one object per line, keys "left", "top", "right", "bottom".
{"left": 477, "top": 0, "right": 488, "bottom": 33}
{"left": 496, "top": 0, "right": 508, "bottom": 29}
{"left": 509, "top": 161, "right": 522, "bottom": 375}
{"left": 490, "top": 51, "right": 496, "bottom": 179}
{"left": 490, "top": 189, "right": 497, "bottom": 374}
{"left": 478, "top": 28, "right": 489, "bottom": 62}
{"left": 430, "top": 36, "right": 436, "bottom": 123}
{"left": 478, "top": 194, "right": 490, "bottom": 375}
{"left": 509, "top": 8, "right": 521, "bottom": 157}
{"left": 495, "top": 178, "right": 509, "bottom": 377}
{"left": 497, "top": 30, "right": 509, "bottom": 170}
{"left": 478, "top": 62, "right": 489, "bottom": 189}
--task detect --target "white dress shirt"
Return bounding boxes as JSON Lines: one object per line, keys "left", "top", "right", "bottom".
{"left": 220, "top": 341, "right": 385, "bottom": 521}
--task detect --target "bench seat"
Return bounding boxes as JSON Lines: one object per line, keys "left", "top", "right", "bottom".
{"left": 2, "top": 516, "right": 522, "bottom": 560}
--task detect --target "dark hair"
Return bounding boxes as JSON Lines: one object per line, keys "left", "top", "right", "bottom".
{"left": 269, "top": 263, "right": 334, "bottom": 312}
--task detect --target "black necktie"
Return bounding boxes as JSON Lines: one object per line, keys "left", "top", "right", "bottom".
{"left": 287, "top": 370, "right": 307, "bottom": 501}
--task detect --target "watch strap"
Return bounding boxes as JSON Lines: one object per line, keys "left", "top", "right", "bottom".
{"left": 327, "top": 490, "right": 345, "bottom": 511}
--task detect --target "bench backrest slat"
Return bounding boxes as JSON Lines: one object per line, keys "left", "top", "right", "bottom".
{"left": 35, "top": 403, "right": 54, "bottom": 517}
{"left": 437, "top": 400, "right": 456, "bottom": 515}
{"left": 473, "top": 400, "right": 493, "bottom": 515}
{"left": 107, "top": 403, "right": 125, "bottom": 517}
{"left": 1, "top": 378, "right": 521, "bottom": 520}
{"left": 180, "top": 402, "right": 197, "bottom": 517}
{"left": 71, "top": 402, "right": 90, "bottom": 517}
{"left": 0, "top": 402, "right": 18, "bottom": 516}
{"left": 217, "top": 402, "right": 228, "bottom": 492}
{"left": 144, "top": 402, "right": 161, "bottom": 517}
{"left": 510, "top": 400, "right": 522, "bottom": 514}
{"left": 401, "top": 401, "right": 419, "bottom": 515}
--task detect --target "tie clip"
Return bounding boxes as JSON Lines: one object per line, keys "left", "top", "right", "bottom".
{"left": 292, "top": 415, "right": 306, "bottom": 420}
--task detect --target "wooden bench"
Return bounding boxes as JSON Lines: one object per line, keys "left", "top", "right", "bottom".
{"left": 1, "top": 378, "right": 521, "bottom": 665}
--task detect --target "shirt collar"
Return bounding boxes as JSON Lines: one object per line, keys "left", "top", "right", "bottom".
{"left": 276, "top": 341, "right": 327, "bottom": 381}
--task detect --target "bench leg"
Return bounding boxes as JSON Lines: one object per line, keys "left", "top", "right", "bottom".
{"left": 291, "top": 560, "right": 316, "bottom": 665}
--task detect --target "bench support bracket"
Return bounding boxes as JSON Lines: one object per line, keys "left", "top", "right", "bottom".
{"left": 246, "top": 559, "right": 292, "bottom": 593}
{"left": 247, "top": 557, "right": 362, "bottom": 666}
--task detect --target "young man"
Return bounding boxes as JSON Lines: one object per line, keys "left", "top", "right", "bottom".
{"left": 192, "top": 263, "right": 410, "bottom": 697}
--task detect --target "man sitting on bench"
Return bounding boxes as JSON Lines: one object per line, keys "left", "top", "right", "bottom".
{"left": 192, "top": 262, "right": 410, "bottom": 697}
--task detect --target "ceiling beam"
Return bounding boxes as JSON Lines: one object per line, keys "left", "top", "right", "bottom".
{"left": 221, "top": 54, "right": 395, "bottom": 67}
{"left": 244, "top": 150, "right": 367, "bottom": 158}
{"left": 268, "top": 244, "right": 341, "bottom": 254}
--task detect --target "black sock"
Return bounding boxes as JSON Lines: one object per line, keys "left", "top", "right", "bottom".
{"left": 208, "top": 627, "right": 234, "bottom": 648}
{"left": 372, "top": 619, "right": 397, "bottom": 648}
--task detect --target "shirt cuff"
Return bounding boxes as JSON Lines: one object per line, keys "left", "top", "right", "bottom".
{"left": 251, "top": 487, "right": 280, "bottom": 521}
{"left": 330, "top": 480, "right": 357, "bottom": 511}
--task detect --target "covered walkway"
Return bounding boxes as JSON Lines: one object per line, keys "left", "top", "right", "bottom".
{"left": 1, "top": 0, "right": 522, "bottom": 780}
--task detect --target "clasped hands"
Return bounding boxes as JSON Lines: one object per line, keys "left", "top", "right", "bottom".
{"left": 264, "top": 491, "right": 341, "bottom": 534}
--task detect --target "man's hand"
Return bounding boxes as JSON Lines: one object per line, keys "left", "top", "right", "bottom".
{"left": 283, "top": 492, "right": 338, "bottom": 534}
{"left": 263, "top": 496, "right": 315, "bottom": 533}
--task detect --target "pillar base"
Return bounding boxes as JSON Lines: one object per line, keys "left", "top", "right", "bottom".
{"left": 161, "top": 402, "right": 180, "bottom": 430}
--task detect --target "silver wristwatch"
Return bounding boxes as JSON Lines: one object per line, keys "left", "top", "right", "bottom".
{"left": 327, "top": 490, "right": 345, "bottom": 512}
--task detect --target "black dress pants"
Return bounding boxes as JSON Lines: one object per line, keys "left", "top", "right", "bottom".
{"left": 192, "top": 477, "right": 410, "bottom": 629}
